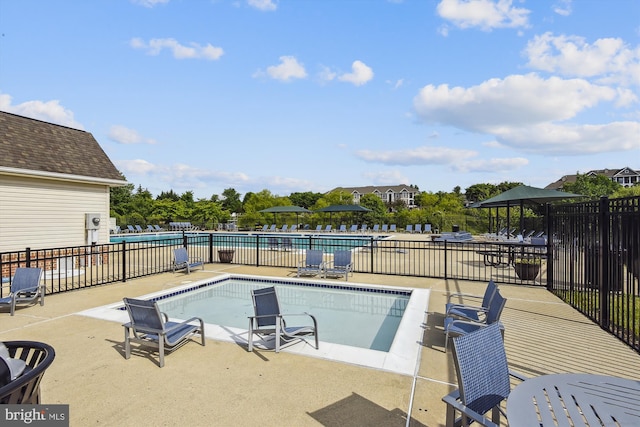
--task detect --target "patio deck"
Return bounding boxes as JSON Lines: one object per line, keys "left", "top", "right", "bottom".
{"left": 1, "top": 263, "right": 638, "bottom": 426}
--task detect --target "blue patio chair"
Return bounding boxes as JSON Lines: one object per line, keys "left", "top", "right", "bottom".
{"left": 289, "top": 224, "right": 297, "bottom": 232}
{"left": 445, "top": 280, "right": 498, "bottom": 323}
{"left": 424, "top": 224, "right": 432, "bottom": 233}
{"left": 444, "top": 290, "right": 507, "bottom": 352}
{"left": 349, "top": 225, "right": 358, "bottom": 233}
{"left": 381, "top": 224, "right": 388, "bottom": 232}
{"left": 315, "top": 225, "right": 323, "bottom": 232}
{"left": 146, "top": 225, "right": 154, "bottom": 232}
{"left": 361, "top": 224, "right": 368, "bottom": 233}
{"left": 172, "top": 248, "right": 204, "bottom": 274}
{"left": 297, "top": 250, "right": 325, "bottom": 277}
{"left": 280, "top": 224, "right": 288, "bottom": 232}
{"left": 122, "top": 297, "right": 205, "bottom": 367}
{"left": 324, "top": 225, "right": 332, "bottom": 232}
{"left": 153, "top": 225, "right": 164, "bottom": 232}
{"left": 0, "top": 268, "right": 44, "bottom": 316}
{"left": 372, "top": 224, "right": 380, "bottom": 232}
{"left": 442, "top": 323, "right": 527, "bottom": 427}
{"left": 338, "top": 225, "right": 347, "bottom": 233}
{"left": 415, "top": 224, "right": 422, "bottom": 233}
{"left": 260, "top": 224, "right": 268, "bottom": 232}
{"left": 389, "top": 224, "right": 397, "bottom": 232}
{"left": 126, "top": 225, "right": 136, "bottom": 233}
{"left": 247, "top": 286, "right": 318, "bottom": 353}
{"left": 406, "top": 224, "right": 413, "bottom": 233}
{"left": 268, "top": 224, "right": 277, "bottom": 232}
{"left": 323, "top": 250, "right": 353, "bottom": 281}
{"left": 134, "top": 225, "right": 144, "bottom": 233}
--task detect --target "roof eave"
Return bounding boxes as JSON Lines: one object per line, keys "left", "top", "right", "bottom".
{"left": 0, "top": 166, "right": 128, "bottom": 187}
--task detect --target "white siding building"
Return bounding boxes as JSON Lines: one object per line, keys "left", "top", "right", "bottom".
{"left": 330, "top": 185, "right": 420, "bottom": 208}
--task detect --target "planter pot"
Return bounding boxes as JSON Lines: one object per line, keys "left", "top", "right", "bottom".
{"left": 514, "top": 263, "right": 540, "bottom": 281}
{"left": 218, "top": 250, "right": 235, "bottom": 263}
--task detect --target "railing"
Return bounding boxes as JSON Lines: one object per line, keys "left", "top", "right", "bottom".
{"left": 1, "top": 233, "right": 548, "bottom": 300}
{"left": 548, "top": 196, "right": 640, "bottom": 352}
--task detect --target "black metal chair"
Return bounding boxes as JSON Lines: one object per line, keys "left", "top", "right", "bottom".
{"left": 0, "top": 341, "right": 56, "bottom": 404}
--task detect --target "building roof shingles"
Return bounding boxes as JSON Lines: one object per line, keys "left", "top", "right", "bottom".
{"left": 0, "top": 111, "right": 124, "bottom": 182}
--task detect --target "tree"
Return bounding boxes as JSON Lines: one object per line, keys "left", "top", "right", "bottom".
{"left": 157, "top": 190, "right": 180, "bottom": 201}
{"left": 360, "top": 194, "right": 387, "bottom": 225}
{"left": 221, "top": 188, "right": 243, "bottom": 213}
{"left": 289, "top": 191, "right": 322, "bottom": 209}
{"left": 563, "top": 174, "right": 621, "bottom": 199}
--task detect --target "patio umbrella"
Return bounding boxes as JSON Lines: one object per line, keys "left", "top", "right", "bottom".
{"left": 314, "top": 204, "right": 372, "bottom": 225}
{"left": 258, "top": 205, "right": 311, "bottom": 226}
{"left": 472, "top": 185, "right": 583, "bottom": 234}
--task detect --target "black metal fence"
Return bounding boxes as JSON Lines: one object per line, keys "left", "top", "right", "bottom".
{"left": 548, "top": 196, "right": 640, "bottom": 352}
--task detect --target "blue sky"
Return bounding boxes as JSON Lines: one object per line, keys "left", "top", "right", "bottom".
{"left": 1, "top": 0, "right": 638, "bottom": 199}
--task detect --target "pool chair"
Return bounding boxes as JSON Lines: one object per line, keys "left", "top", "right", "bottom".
{"left": 361, "top": 224, "right": 368, "bottom": 233}
{"left": 349, "top": 225, "right": 358, "bottom": 233}
{"left": 323, "top": 250, "right": 353, "bottom": 281}
{"left": 126, "top": 225, "right": 136, "bottom": 233}
{"left": 122, "top": 298, "right": 205, "bottom": 367}
{"left": 324, "top": 225, "right": 332, "bottom": 232}
{"left": 172, "top": 247, "right": 204, "bottom": 274}
{"left": 247, "top": 286, "right": 318, "bottom": 353}
{"left": 338, "top": 224, "right": 347, "bottom": 233}
{"left": 406, "top": 224, "right": 413, "bottom": 233}
{"left": 372, "top": 224, "right": 380, "bottom": 233}
{"left": 415, "top": 224, "right": 422, "bottom": 233}
{"left": 153, "top": 224, "right": 164, "bottom": 232}
{"left": 445, "top": 280, "right": 498, "bottom": 323}
{"left": 297, "top": 250, "right": 325, "bottom": 277}
{"left": 0, "top": 340, "right": 56, "bottom": 404}
{"left": 424, "top": 224, "right": 432, "bottom": 234}
{"left": 315, "top": 225, "right": 323, "bottom": 232}
{"left": 444, "top": 290, "right": 507, "bottom": 353}
{"left": 146, "top": 225, "right": 154, "bottom": 232}
{"left": 260, "top": 224, "right": 268, "bottom": 232}
{"left": 280, "top": 224, "right": 288, "bottom": 232}
{"left": 0, "top": 268, "right": 44, "bottom": 316}
{"left": 381, "top": 224, "right": 388, "bottom": 233}
{"left": 268, "top": 224, "right": 277, "bottom": 232}
{"left": 289, "top": 224, "right": 297, "bottom": 232}
{"left": 442, "top": 323, "right": 526, "bottom": 427}
{"left": 135, "top": 225, "right": 144, "bottom": 233}
{"left": 389, "top": 224, "right": 397, "bottom": 232}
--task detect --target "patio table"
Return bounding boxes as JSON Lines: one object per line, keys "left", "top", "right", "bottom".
{"left": 506, "top": 373, "right": 640, "bottom": 426}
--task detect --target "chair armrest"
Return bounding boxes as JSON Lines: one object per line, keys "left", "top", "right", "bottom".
{"left": 508, "top": 369, "right": 528, "bottom": 382}
{"left": 281, "top": 312, "right": 318, "bottom": 328}
{"left": 446, "top": 303, "right": 487, "bottom": 315}
{"left": 442, "top": 390, "right": 499, "bottom": 427}
{"left": 447, "top": 292, "right": 483, "bottom": 304}
{"left": 163, "top": 316, "right": 204, "bottom": 334}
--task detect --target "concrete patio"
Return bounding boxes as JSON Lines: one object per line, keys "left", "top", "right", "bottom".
{"left": 1, "top": 263, "right": 639, "bottom": 426}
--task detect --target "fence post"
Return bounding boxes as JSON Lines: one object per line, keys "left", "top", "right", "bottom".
{"left": 443, "top": 241, "right": 448, "bottom": 279}
{"left": 370, "top": 237, "right": 374, "bottom": 274}
{"left": 25, "top": 247, "right": 31, "bottom": 268}
{"left": 545, "top": 203, "right": 553, "bottom": 291}
{"left": 599, "top": 196, "right": 610, "bottom": 329}
{"left": 121, "top": 241, "right": 127, "bottom": 282}
{"left": 256, "top": 235, "right": 260, "bottom": 267}
{"left": 208, "top": 233, "right": 214, "bottom": 264}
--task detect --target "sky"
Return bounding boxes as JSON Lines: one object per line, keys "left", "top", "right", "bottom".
{"left": 0, "top": 0, "right": 638, "bottom": 200}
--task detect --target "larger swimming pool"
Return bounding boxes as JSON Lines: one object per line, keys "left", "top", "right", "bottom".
{"left": 79, "top": 274, "right": 429, "bottom": 375}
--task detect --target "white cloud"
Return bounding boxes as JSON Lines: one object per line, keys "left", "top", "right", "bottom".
{"left": 362, "top": 170, "right": 411, "bottom": 186}
{"left": 338, "top": 60, "right": 374, "bottom": 86}
{"left": 129, "top": 37, "right": 224, "bottom": 60}
{"left": 413, "top": 73, "right": 639, "bottom": 155}
{"left": 131, "top": 0, "right": 169, "bottom": 8}
{"left": 355, "top": 146, "right": 477, "bottom": 166}
{"left": 0, "top": 93, "right": 83, "bottom": 129}
{"left": 248, "top": 0, "right": 277, "bottom": 11}
{"left": 108, "top": 125, "right": 157, "bottom": 145}
{"left": 263, "top": 56, "right": 307, "bottom": 82}
{"left": 552, "top": 0, "right": 572, "bottom": 16}
{"left": 436, "top": 0, "right": 530, "bottom": 31}
{"left": 317, "top": 65, "right": 337, "bottom": 83}
{"left": 524, "top": 32, "right": 640, "bottom": 86}
{"left": 452, "top": 157, "right": 528, "bottom": 173}
{"left": 386, "top": 78, "right": 404, "bottom": 89}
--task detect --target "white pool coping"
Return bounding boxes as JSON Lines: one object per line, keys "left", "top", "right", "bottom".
{"left": 77, "top": 273, "right": 430, "bottom": 376}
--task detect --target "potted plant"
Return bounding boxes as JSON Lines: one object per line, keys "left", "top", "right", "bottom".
{"left": 513, "top": 258, "right": 542, "bottom": 281}
{"left": 217, "top": 249, "right": 235, "bottom": 263}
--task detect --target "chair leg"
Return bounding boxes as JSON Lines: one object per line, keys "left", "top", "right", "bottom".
{"left": 124, "top": 327, "right": 131, "bottom": 360}
{"left": 248, "top": 320, "right": 254, "bottom": 352}
{"left": 158, "top": 339, "right": 165, "bottom": 368}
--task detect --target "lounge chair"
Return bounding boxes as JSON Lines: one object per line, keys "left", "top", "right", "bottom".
{"left": 338, "top": 225, "right": 347, "bottom": 233}
{"left": 442, "top": 323, "right": 526, "bottom": 426}
{"left": 267, "top": 237, "right": 280, "bottom": 250}
{"left": 372, "top": 224, "right": 380, "bottom": 232}
{"left": 172, "top": 247, "right": 204, "bottom": 274}
{"left": 289, "top": 224, "right": 297, "bottom": 232}
{"left": 315, "top": 225, "right": 323, "bottom": 232}
{"left": 0, "top": 268, "right": 44, "bottom": 316}
{"left": 445, "top": 280, "right": 498, "bottom": 323}
{"left": 260, "top": 224, "right": 268, "bottom": 232}
{"left": 323, "top": 250, "right": 353, "bottom": 281}
{"left": 324, "top": 225, "right": 332, "bottom": 232}
{"left": 424, "top": 224, "right": 432, "bottom": 233}
{"left": 146, "top": 225, "right": 155, "bottom": 232}
{"left": 381, "top": 224, "right": 388, "bottom": 232}
{"left": 281, "top": 237, "right": 293, "bottom": 251}
{"left": 112, "top": 225, "right": 122, "bottom": 234}
{"left": 297, "top": 250, "right": 325, "bottom": 277}
{"left": 135, "top": 225, "right": 144, "bottom": 233}
{"left": 444, "top": 290, "right": 507, "bottom": 352}
{"left": 247, "top": 286, "right": 318, "bottom": 353}
{"left": 280, "top": 224, "right": 288, "bottom": 232}
{"left": 268, "top": 224, "right": 277, "bottom": 232}
{"left": 126, "top": 225, "right": 136, "bottom": 233}
{"left": 349, "top": 225, "right": 358, "bottom": 233}
{"left": 406, "top": 225, "right": 413, "bottom": 233}
{"left": 415, "top": 224, "right": 422, "bottom": 233}
{"left": 361, "top": 224, "right": 368, "bottom": 233}
{"left": 389, "top": 224, "right": 397, "bottom": 232}
{"left": 122, "top": 297, "right": 205, "bottom": 367}
{"left": 153, "top": 225, "right": 164, "bottom": 232}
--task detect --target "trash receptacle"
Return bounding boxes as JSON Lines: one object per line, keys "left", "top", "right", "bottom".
{"left": 452, "top": 224, "right": 460, "bottom": 232}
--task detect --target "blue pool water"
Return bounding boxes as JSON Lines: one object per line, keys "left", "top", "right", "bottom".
{"left": 150, "top": 276, "right": 410, "bottom": 351}
{"left": 110, "top": 232, "right": 380, "bottom": 251}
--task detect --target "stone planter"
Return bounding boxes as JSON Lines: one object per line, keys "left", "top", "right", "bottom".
{"left": 514, "top": 262, "right": 540, "bottom": 281}
{"left": 217, "top": 249, "right": 235, "bottom": 263}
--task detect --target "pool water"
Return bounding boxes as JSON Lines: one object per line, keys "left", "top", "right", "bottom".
{"left": 156, "top": 278, "right": 409, "bottom": 351}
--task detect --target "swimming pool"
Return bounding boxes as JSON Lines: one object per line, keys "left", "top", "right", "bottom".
{"left": 79, "top": 274, "right": 429, "bottom": 375}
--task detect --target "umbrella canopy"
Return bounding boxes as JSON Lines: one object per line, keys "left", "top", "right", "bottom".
{"left": 472, "top": 185, "right": 583, "bottom": 235}
{"left": 314, "top": 204, "right": 372, "bottom": 225}
{"left": 258, "top": 206, "right": 311, "bottom": 226}
{"left": 473, "top": 185, "right": 583, "bottom": 208}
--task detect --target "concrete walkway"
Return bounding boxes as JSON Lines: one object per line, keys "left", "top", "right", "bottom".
{"left": 1, "top": 263, "right": 639, "bottom": 426}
